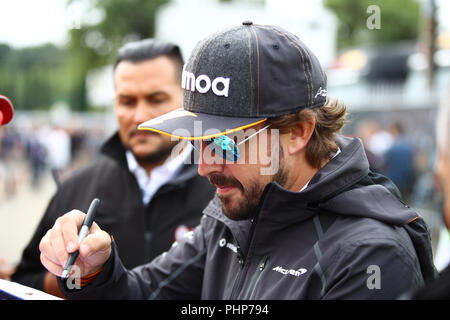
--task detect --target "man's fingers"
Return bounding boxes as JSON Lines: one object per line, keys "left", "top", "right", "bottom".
{"left": 40, "top": 253, "right": 64, "bottom": 277}
{"left": 59, "top": 210, "right": 86, "bottom": 253}
{"left": 79, "top": 229, "right": 111, "bottom": 258}
{"left": 48, "top": 228, "right": 69, "bottom": 266}
{"left": 39, "top": 210, "right": 111, "bottom": 277}
{"left": 40, "top": 210, "right": 87, "bottom": 269}
{"left": 88, "top": 221, "right": 102, "bottom": 233}
{"left": 39, "top": 229, "right": 62, "bottom": 267}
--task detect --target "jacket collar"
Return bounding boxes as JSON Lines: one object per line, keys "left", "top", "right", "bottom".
{"left": 100, "top": 132, "right": 128, "bottom": 168}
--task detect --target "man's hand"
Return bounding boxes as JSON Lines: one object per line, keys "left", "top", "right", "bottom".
{"left": 39, "top": 210, "right": 111, "bottom": 278}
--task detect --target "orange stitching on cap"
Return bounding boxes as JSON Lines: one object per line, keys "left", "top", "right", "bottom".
{"left": 259, "top": 25, "right": 312, "bottom": 107}
{"left": 251, "top": 26, "right": 261, "bottom": 115}
{"left": 284, "top": 32, "right": 315, "bottom": 107}
{"left": 281, "top": 33, "right": 314, "bottom": 107}
{"left": 244, "top": 27, "right": 254, "bottom": 116}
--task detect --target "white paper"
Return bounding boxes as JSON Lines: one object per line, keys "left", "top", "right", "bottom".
{"left": 0, "top": 279, "right": 62, "bottom": 300}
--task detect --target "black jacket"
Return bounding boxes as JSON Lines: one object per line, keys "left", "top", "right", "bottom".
{"left": 60, "top": 135, "right": 437, "bottom": 300}
{"left": 411, "top": 263, "right": 450, "bottom": 299}
{"left": 12, "top": 133, "right": 215, "bottom": 290}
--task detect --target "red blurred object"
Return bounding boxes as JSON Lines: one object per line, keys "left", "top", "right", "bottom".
{"left": 0, "top": 95, "right": 14, "bottom": 125}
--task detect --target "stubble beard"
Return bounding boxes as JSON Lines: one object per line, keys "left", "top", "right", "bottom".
{"left": 210, "top": 154, "right": 288, "bottom": 221}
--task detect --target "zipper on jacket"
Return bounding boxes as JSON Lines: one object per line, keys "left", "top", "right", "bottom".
{"left": 229, "top": 217, "right": 262, "bottom": 299}
{"left": 228, "top": 188, "right": 269, "bottom": 299}
{"left": 244, "top": 256, "right": 268, "bottom": 299}
{"left": 230, "top": 246, "right": 245, "bottom": 298}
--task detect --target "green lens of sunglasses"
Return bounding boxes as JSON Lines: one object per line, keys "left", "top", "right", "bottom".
{"left": 191, "top": 124, "right": 271, "bottom": 162}
{"left": 206, "top": 135, "right": 240, "bottom": 162}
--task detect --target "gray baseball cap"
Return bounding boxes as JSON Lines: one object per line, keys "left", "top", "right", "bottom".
{"left": 139, "top": 21, "right": 327, "bottom": 140}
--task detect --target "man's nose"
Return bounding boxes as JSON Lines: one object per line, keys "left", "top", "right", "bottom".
{"left": 197, "top": 142, "right": 225, "bottom": 177}
{"left": 133, "top": 100, "right": 157, "bottom": 125}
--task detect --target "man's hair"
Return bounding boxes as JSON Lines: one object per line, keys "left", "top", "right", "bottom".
{"left": 113, "top": 39, "right": 184, "bottom": 80}
{"left": 267, "top": 98, "right": 347, "bottom": 169}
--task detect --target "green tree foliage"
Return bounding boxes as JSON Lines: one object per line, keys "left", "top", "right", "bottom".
{"left": 0, "top": 43, "right": 69, "bottom": 110}
{"left": 0, "top": 0, "right": 169, "bottom": 111}
{"left": 66, "top": 0, "right": 169, "bottom": 110}
{"left": 324, "top": 0, "right": 421, "bottom": 49}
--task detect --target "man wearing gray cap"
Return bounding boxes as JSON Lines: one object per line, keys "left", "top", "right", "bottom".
{"left": 39, "top": 22, "right": 436, "bottom": 300}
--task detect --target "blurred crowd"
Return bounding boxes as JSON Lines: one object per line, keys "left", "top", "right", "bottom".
{"left": 352, "top": 117, "right": 448, "bottom": 269}
{"left": 0, "top": 117, "right": 107, "bottom": 202}
{"left": 356, "top": 120, "right": 424, "bottom": 203}
{"left": 355, "top": 118, "right": 438, "bottom": 204}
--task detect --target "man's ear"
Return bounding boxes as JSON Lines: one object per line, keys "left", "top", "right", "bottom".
{"left": 286, "top": 116, "right": 316, "bottom": 155}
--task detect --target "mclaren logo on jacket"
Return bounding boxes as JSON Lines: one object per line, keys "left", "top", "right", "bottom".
{"left": 272, "top": 266, "right": 308, "bottom": 277}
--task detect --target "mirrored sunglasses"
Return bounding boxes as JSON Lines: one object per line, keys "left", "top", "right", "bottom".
{"left": 191, "top": 124, "right": 271, "bottom": 162}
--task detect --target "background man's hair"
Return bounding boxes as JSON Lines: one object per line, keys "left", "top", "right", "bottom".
{"left": 114, "top": 39, "right": 184, "bottom": 80}
{"left": 267, "top": 98, "right": 347, "bottom": 169}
